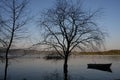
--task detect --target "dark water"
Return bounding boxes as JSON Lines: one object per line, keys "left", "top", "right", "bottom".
{"left": 0, "top": 55, "right": 120, "bottom": 80}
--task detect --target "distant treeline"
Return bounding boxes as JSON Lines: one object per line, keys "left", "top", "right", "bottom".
{"left": 76, "top": 50, "right": 120, "bottom": 55}
{"left": 0, "top": 48, "right": 42, "bottom": 55}
{"left": 0, "top": 48, "right": 120, "bottom": 55}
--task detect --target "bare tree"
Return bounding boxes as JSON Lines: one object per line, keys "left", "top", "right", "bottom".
{"left": 0, "top": 15, "right": 8, "bottom": 60}
{"left": 38, "top": 0, "right": 105, "bottom": 80}
{"left": 0, "top": 16, "right": 7, "bottom": 48}
{"left": 0, "top": 0, "right": 30, "bottom": 80}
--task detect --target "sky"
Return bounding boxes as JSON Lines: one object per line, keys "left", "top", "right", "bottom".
{"left": 20, "top": 0, "right": 120, "bottom": 50}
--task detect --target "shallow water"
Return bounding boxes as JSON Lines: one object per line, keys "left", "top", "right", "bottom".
{"left": 0, "top": 55, "right": 120, "bottom": 80}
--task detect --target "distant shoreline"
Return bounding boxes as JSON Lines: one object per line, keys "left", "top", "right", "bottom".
{"left": 0, "top": 48, "right": 120, "bottom": 55}
{"left": 74, "top": 50, "right": 120, "bottom": 55}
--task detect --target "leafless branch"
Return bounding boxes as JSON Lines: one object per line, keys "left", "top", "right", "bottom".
{"left": 38, "top": 0, "right": 105, "bottom": 58}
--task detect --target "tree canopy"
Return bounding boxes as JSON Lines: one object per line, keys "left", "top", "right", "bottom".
{"left": 38, "top": 0, "right": 105, "bottom": 57}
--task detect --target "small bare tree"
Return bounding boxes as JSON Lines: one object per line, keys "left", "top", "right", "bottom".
{"left": 0, "top": 0, "right": 30, "bottom": 80}
{"left": 0, "top": 18, "right": 5, "bottom": 58}
{"left": 38, "top": 0, "right": 105, "bottom": 80}
{"left": 0, "top": 16, "right": 7, "bottom": 48}
{"left": 0, "top": 17, "right": 3, "bottom": 47}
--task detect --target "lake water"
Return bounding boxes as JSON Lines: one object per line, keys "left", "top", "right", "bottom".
{"left": 0, "top": 55, "right": 120, "bottom": 80}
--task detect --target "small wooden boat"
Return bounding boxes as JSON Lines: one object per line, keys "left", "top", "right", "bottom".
{"left": 87, "top": 63, "right": 112, "bottom": 72}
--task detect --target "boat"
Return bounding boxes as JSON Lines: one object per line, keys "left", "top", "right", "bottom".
{"left": 87, "top": 63, "right": 112, "bottom": 72}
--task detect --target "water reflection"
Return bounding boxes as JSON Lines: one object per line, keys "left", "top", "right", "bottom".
{"left": 42, "top": 70, "right": 62, "bottom": 80}
{"left": 42, "top": 70, "right": 85, "bottom": 80}
{"left": 0, "top": 58, "right": 5, "bottom": 63}
{"left": 0, "top": 55, "right": 120, "bottom": 80}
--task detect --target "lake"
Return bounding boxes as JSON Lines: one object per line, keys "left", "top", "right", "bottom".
{"left": 0, "top": 55, "right": 120, "bottom": 80}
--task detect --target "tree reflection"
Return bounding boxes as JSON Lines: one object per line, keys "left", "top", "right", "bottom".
{"left": 64, "top": 62, "right": 68, "bottom": 80}
{"left": 42, "top": 70, "right": 71, "bottom": 80}
{"left": 43, "top": 71, "right": 62, "bottom": 80}
{"left": 42, "top": 70, "right": 86, "bottom": 80}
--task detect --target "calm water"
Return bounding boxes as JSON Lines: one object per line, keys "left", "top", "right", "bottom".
{"left": 0, "top": 55, "right": 120, "bottom": 80}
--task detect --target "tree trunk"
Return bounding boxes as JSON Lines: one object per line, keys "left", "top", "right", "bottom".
{"left": 4, "top": 47, "right": 9, "bottom": 80}
{"left": 63, "top": 55, "right": 68, "bottom": 80}
{"left": 4, "top": 32, "right": 13, "bottom": 80}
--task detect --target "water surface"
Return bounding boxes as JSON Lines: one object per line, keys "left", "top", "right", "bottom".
{"left": 0, "top": 55, "right": 120, "bottom": 80}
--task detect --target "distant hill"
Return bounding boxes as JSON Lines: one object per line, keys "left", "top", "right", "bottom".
{"left": 76, "top": 50, "right": 120, "bottom": 55}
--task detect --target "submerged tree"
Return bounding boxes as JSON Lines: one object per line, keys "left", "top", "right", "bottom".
{"left": 0, "top": 0, "right": 30, "bottom": 80}
{"left": 38, "top": 0, "right": 105, "bottom": 80}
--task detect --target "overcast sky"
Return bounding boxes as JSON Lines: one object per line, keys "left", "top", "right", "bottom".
{"left": 21, "top": 0, "right": 120, "bottom": 50}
